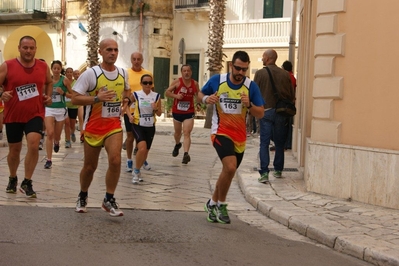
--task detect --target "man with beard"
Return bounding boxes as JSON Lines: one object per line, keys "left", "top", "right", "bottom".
{"left": 198, "top": 51, "right": 264, "bottom": 224}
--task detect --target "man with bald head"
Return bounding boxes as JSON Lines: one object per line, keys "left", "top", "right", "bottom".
{"left": 72, "top": 38, "right": 130, "bottom": 217}
{"left": 123, "top": 52, "right": 153, "bottom": 173}
{"left": 254, "top": 49, "right": 295, "bottom": 183}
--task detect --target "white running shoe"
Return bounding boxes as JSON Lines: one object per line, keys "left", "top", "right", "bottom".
{"left": 142, "top": 161, "right": 151, "bottom": 170}
{"left": 75, "top": 196, "right": 88, "bottom": 213}
{"left": 101, "top": 198, "right": 123, "bottom": 217}
{"left": 132, "top": 171, "right": 141, "bottom": 184}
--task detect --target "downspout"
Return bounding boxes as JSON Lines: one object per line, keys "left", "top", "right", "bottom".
{"left": 139, "top": 1, "right": 144, "bottom": 53}
{"left": 289, "top": 0, "right": 298, "bottom": 69}
{"left": 61, "top": 0, "right": 66, "bottom": 63}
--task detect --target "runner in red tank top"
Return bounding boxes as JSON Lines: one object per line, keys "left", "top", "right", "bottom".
{"left": 0, "top": 36, "right": 53, "bottom": 198}
{"left": 165, "top": 64, "right": 199, "bottom": 164}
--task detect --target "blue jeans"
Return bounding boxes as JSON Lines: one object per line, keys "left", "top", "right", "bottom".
{"left": 258, "top": 109, "right": 289, "bottom": 174}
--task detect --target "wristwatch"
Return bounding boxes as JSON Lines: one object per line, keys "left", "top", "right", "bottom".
{"left": 94, "top": 96, "right": 99, "bottom": 103}
{"left": 247, "top": 103, "right": 253, "bottom": 109}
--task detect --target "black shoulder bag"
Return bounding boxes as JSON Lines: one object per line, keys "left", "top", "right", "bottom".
{"left": 265, "top": 67, "right": 296, "bottom": 117}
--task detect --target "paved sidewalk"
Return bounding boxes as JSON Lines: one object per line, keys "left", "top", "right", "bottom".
{"left": 0, "top": 118, "right": 398, "bottom": 265}
{"left": 239, "top": 136, "right": 399, "bottom": 266}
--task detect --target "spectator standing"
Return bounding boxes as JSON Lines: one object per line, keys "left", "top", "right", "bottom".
{"left": 282, "top": 60, "right": 296, "bottom": 150}
{"left": 254, "top": 50, "right": 295, "bottom": 183}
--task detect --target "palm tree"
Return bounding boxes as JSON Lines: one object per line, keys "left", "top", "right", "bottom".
{"left": 204, "top": 0, "right": 226, "bottom": 128}
{"left": 87, "top": 0, "right": 101, "bottom": 67}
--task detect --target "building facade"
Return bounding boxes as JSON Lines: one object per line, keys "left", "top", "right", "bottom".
{"left": 296, "top": 0, "right": 399, "bottom": 209}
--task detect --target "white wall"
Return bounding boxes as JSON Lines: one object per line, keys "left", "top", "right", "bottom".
{"left": 65, "top": 18, "right": 142, "bottom": 70}
{"left": 171, "top": 12, "right": 209, "bottom": 86}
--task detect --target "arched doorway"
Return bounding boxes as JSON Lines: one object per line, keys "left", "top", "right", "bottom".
{"left": 3, "top": 25, "right": 54, "bottom": 63}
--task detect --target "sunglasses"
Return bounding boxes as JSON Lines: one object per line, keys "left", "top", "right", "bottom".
{"left": 142, "top": 81, "right": 153, "bottom": 85}
{"left": 233, "top": 65, "right": 248, "bottom": 72}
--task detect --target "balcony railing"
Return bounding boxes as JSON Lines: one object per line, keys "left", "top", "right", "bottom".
{"left": 175, "top": 0, "right": 209, "bottom": 9}
{"left": 0, "top": 0, "right": 61, "bottom": 14}
{"left": 223, "top": 18, "right": 299, "bottom": 48}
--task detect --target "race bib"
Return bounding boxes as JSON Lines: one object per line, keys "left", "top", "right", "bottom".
{"left": 220, "top": 98, "right": 242, "bottom": 114}
{"left": 16, "top": 84, "right": 39, "bottom": 101}
{"left": 52, "top": 94, "right": 61, "bottom": 103}
{"left": 65, "top": 97, "right": 71, "bottom": 102}
{"left": 177, "top": 101, "right": 190, "bottom": 111}
{"left": 101, "top": 102, "right": 121, "bottom": 117}
{"left": 139, "top": 113, "right": 154, "bottom": 127}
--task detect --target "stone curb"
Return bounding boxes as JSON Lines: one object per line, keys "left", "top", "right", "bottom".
{"left": 236, "top": 171, "right": 399, "bottom": 266}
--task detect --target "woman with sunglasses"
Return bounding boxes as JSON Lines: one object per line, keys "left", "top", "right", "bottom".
{"left": 124, "top": 74, "right": 162, "bottom": 184}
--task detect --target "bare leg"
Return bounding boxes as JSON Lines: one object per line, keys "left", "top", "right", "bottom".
{"left": 182, "top": 118, "right": 194, "bottom": 153}
{"left": 211, "top": 155, "right": 237, "bottom": 203}
{"left": 103, "top": 132, "right": 122, "bottom": 194}
{"left": 24, "top": 132, "right": 41, "bottom": 179}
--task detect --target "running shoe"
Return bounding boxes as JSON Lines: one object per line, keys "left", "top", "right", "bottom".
{"left": 126, "top": 159, "right": 133, "bottom": 172}
{"left": 71, "top": 133, "right": 76, "bottom": 143}
{"left": 38, "top": 142, "right": 43, "bottom": 150}
{"left": 54, "top": 142, "right": 60, "bottom": 153}
{"left": 182, "top": 153, "right": 191, "bottom": 164}
{"left": 19, "top": 179, "right": 37, "bottom": 198}
{"left": 142, "top": 161, "right": 151, "bottom": 170}
{"left": 102, "top": 198, "right": 124, "bottom": 217}
{"left": 6, "top": 176, "right": 18, "bottom": 193}
{"left": 44, "top": 160, "right": 52, "bottom": 169}
{"left": 75, "top": 196, "right": 88, "bottom": 213}
{"left": 132, "top": 170, "right": 141, "bottom": 184}
{"left": 258, "top": 172, "right": 269, "bottom": 183}
{"left": 215, "top": 204, "right": 230, "bottom": 224}
{"left": 172, "top": 142, "right": 182, "bottom": 157}
{"left": 273, "top": 171, "right": 282, "bottom": 178}
{"left": 133, "top": 147, "right": 138, "bottom": 155}
{"left": 122, "top": 139, "right": 126, "bottom": 150}
{"left": 204, "top": 199, "right": 217, "bottom": 223}
{"left": 65, "top": 140, "right": 71, "bottom": 148}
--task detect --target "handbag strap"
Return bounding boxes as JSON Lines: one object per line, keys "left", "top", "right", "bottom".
{"left": 265, "top": 66, "right": 281, "bottom": 101}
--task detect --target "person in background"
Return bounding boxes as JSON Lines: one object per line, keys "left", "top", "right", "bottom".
{"left": 198, "top": 51, "right": 264, "bottom": 224}
{"left": 64, "top": 67, "right": 79, "bottom": 148}
{"left": 124, "top": 74, "right": 162, "bottom": 184}
{"left": 124, "top": 52, "right": 153, "bottom": 172}
{"left": 282, "top": 60, "right": 296, "bottom": 150}
{"left": 44, "top": 60, "right": 72, "bottom": 169}
{"left": 73, "top": 70, "right": 85, "bottom": 143}
{"left": 0, "top": 35, "right": 52, "bottom": 197}
{"left": 165, "top": 64, "right": 199, "bottom": 164}
{"left": 0, "top": 87, "right": 3, "bottom": 140}
{"left": 254, "top": 50, "right": 295, "bottom": 183}
{"left": 72, "top": 38, "right": 130, "bottom": 217}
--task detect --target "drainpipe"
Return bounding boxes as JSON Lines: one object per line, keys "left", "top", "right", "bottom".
{"left": 61, "top": 0, "right": 66, "bottom": 63}
{"left": 139, "top": 1, "right": 144, "bottom": 53}
{"left": 289, "top": 0, "right": 298, "bottom": 70}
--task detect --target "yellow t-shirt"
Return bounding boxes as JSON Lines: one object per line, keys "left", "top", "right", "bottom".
{"left": 127, "top": 68, "right": 153, "bottom": 113}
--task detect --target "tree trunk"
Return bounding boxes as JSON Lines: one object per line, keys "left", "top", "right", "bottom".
{"left": 87, "top": 0, "right": 101, "bottom": 67}
{"left": 204, "top": 0, "right": 226, "bottom": 128}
